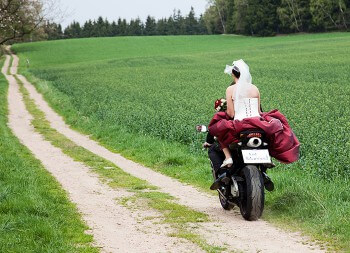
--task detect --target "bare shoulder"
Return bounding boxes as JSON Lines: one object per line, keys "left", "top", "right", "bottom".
{"left": 226, "top": 85, "right": 235, "bottom": 94}
{"left": 226, "top": 85, "right": 235, "bottom": 91}
{"left": 252, "top": 84, "right": 259, "bottom": 93}
{"left": 251, "top": 84, "right": 259, "bottom": 91}
{"left": 250, "top": 84, "right": 260, "bottom": 96}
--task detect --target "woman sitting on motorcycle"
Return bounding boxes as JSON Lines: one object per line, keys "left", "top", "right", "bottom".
{"left": 220, "top": 59, "right": 262, "bottom": 168}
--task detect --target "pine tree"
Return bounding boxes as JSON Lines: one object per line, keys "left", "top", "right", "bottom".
{"left": 57, "top": 24, "right": 63, "bottom": 38}
{"left": 104, "top": 18, "right": 112, "bottom": 36}
{"left": 120, "top": 19, "right": 128, "bottom": 36}
{"left": 116, "top": 18, "right": 123, "bottom": 36}
{"left": 95, "top": 16, "right": 107, "bottom": 36}
{"left": 175, "top": 10, "right": 186, "bottom": 34}
{"left": 91, "top": 20, "right": 98, "bottom": 37}
{"left": 247, "top": 0, "right": 280, "bottom": 36}
{"left": 64, "top": 21, "right": 82, "bottom": 38}
{"left": 45, "top": 22, "right": 63, "bottom": 40}
{"left": 185, "top": 7, "right": 199, "bottom": 34}
{"left": 167, "top": 16, "right": 176, "bottom": 35}
{"left": 110, "top": 21, "right": 119, "bottom": 36}
{"left": 145, "top": 16, "right": 157, "bottom": 35}
{"left": 82, "top": 20, "right": 93, "bottom": 37}
{"left": 198, "top": 14, "right": 208, "bottom": 34}
{"left": 128, "top": 18, "right": 143, "bottom": 35}
{"left": 156, "top": 18, "right": 168, "bottom": 35}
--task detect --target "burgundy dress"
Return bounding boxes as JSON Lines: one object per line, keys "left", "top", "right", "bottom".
{"left": 208, "top": 109, "right": 300, "bottom": 164}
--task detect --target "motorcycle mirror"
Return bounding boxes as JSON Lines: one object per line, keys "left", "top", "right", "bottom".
{"left": 195, "top": 125, "right": 208, "bottom": 133}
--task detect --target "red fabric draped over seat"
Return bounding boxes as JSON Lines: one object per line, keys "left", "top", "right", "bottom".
{"left": 208, "top": 109, "right": 300, "bottom": 164}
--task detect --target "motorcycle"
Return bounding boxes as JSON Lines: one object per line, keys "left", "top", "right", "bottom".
{"left": 196, "top": 125, "right": 275, "bottom": 221}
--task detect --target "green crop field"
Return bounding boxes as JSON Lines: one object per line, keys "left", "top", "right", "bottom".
{"left": 12, "top": 33, "right": 350, "bottom": 251}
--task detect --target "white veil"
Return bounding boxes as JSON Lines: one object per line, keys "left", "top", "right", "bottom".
{"left": 224, "top": 59, "right": 252, "bottom": 109}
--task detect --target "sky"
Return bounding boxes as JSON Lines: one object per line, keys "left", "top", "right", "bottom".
{"left": 59, "top": 0, "right": 209, "bottom": 28}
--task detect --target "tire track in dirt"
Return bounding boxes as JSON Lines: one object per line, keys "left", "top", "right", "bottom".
{"left": 3, "top": 52, "right": 204, "bottom": 253}
{"left": 11, "top": 51, "right": 326, "bottom": 253}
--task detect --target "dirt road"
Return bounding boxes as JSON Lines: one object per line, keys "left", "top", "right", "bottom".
{"left": 3, "top": 51, "right": 326, "bottom": 253}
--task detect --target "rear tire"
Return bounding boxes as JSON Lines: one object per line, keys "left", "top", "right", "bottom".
{"left": 239, "top": 165, "right": 264, "bottom": 221}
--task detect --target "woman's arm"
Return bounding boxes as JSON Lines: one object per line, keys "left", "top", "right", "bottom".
{"left": 226, "top": 86, "right": 234, "bottom": 118}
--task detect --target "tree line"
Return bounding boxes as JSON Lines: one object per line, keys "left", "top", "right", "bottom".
{"left": 45, "top": 8, "right": 208, "bottom": 40}
{"left": 1, "top": 0, "right": 349, "bottom": 46}
{"left": 204, "top": 0, "right": 349, "bottom": 36}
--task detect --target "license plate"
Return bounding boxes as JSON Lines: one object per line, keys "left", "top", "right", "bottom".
{"left": 242, "top": 149, "right": 271, "bottom": 164}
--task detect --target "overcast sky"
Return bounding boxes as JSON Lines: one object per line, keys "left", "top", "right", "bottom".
{"left": 59, "top": 0, "right": 209, "bottom": 28}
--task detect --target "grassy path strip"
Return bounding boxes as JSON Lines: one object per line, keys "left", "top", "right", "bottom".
{"left": 5, "top": 54, "right": 209, "bottom": 253}
{"left": 0, "top": 56, "right": 97, "bottom": 252}
{"left": 12, "top": 52, "right": 327, "bottom": 252}
{"left": 15, "top": 67, "right": 224, "bottom": 253}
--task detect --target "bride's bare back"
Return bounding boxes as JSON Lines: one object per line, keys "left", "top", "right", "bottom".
{"left": 225, "top": 84, "right": 261, "bottom": 119}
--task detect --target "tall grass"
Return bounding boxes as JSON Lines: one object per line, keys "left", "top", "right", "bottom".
{"left": 12, "top": 33, "right": 350, "bottom": 251}
{"left": 0, "top": 58, "right": 97, "bottom": 252}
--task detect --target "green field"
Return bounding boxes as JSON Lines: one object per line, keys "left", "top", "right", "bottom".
{"left": 12, "top": 33, "right": 350, "bottom": 251}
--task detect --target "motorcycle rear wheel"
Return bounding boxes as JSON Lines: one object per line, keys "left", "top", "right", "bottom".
{"left": 239, "top": 165, "right": 264, "bottom": 221}
{"left": 219, "top": 192, "right": 234, "bottom": 210}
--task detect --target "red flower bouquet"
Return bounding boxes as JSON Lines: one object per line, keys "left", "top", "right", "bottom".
{"left": 214, "top": 98, "right": 227, "bottom": 112}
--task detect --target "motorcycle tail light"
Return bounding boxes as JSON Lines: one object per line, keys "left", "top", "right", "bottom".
{"left": 247, "top": 132, "right": 262, "bottom": 138}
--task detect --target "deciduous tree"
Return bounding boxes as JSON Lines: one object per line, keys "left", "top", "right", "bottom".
{"left": 277, "top": 0, "right": 312, "bottom": 32}
{"left": 310, "top": 0, "right": 349, "bottom": 30}
{"left": 208, "top": 0, "right": 227, "bottom": 33}
{"left": 0, "top": 0, "right": 63, "bottom": 44}
{"left": 0, "top": 0, "right": 43, "bottom": 44}
{"left": 203, "top": 5, "right": 224, "bottom": 34}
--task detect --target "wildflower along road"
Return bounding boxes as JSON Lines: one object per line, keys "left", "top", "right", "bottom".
{"left": 3, "top": 50, "right": 325, "bottom": 252}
